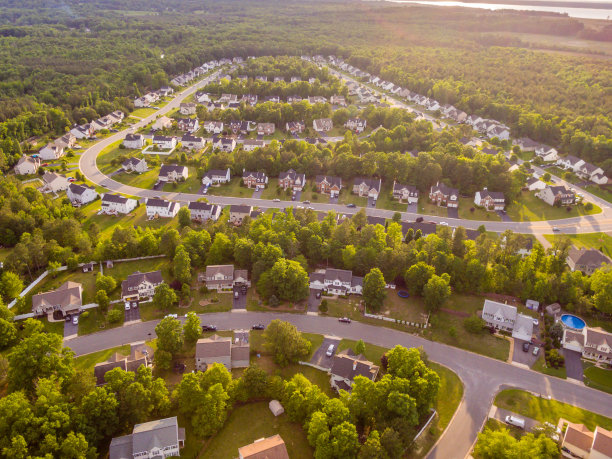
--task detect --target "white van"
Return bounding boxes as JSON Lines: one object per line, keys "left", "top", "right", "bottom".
{"left": 505, "top": 415, "right": 526, "bottom": 429}
{"left": 326, "top": 344, "right": 335, "bottom": 357}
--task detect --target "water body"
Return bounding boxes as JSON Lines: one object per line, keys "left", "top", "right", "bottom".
{"left": 387, "top": 0, "right": 612, "bottom": 19}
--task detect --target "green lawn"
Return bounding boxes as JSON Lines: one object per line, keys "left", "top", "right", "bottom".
{"left": 583, "top": 362, "right": 612, "bottom": 394}
{"left": 163, "top": 168, "right": 201, "bottom": 193}
{"left": 139, "top": 290, "right": 233, "bottom": 321}
{"left": 494, "top": 389, "right": 612, "bottom": 431}
{"left": 207, "top": 178, "right": 253, "bottom": 198}
{"left": 337, "top": 187, "right": 368, "bottom": 207}
{"left": 41, "top": 318, "right": 65, "bottom": 336}
{"left": 78, "top": 305, "right": 125, "bottom": 336}
{"left": 97, "top": 140, "right": 139, "bottom": 174}
{"left": 506, "top": 190, "right": 601, "bottom": 222}
{"left": 418, "top": 196, "right": 449, "bottom": 218}
{"left": 457, "top": 197, "right": 501, "bottom": 222}
{"left": 259, "top": 179, "right": 294, "bottom": 201}
{"left": 532, "top": 355, "right": 567, "bottom": 379}
{"left": 113, "top": 169, "right": 159, "bottom": 189}
{"left": 516, "top": 150, "right": 535, "bottom": 162}
{"left": 547, "top": 166, "right": 580, "bottom": 184}
{"left": 336, "top": 339, "right": 388, "bottom": 365}
{"left": 584, "top": 184, "right": 612, "bottom": 204}
{"left": 544, "top": 232, "right": 612, "bottom": 258}
{"left": 74, "top": 345, "right": 131, "bottom": 372}
{"left": 376, "top": 181, "right": 409, "bottom": 212}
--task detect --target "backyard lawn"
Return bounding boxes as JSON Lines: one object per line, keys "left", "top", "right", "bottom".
{"left": 207, "top": 178, "right": 253, "bottom": 198}
{"left": 162, "top": 168, "right": 201, "bottom": 193}
{"left": 495, "top": 389, "right": 612, "bottom": 431}
{"left": 97, "top": 140, "right": 138, "bottom": 174}
{"left": 506, "top": 191, "right": 601, "bottom": 221}
{"left": 583, "top": 362, "right": 612, "bottom": 394}
{"left": 84, "top": 205, "right": 180, "bottom": 240}
{"left": 544, "top": 232, "right": 612, "bottom": 258}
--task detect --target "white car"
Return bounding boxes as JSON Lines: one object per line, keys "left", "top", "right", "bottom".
{"left": 125, "top": 302, "right": 131, "bottom": 311}
{"left": 273, "top": 198, "right": 281, "bottom": 202}
{"left": 72, "top": 316, "right": 79, "bottom": 325}
{"left": 440, "top": 221, "right": 449, "bottom": 226}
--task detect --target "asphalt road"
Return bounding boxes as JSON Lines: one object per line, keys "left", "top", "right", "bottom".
{"left": 65, "top": 311, "right": 612, "bottom": 459}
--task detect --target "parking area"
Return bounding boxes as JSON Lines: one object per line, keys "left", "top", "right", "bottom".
{"left": 497, "top": 210, "right": 513, "bottom": 222}
{"left": 292, "top": 190, "right": 302, "bottom": 202}
{"left": 307, "top": 288, "right": 322, "bottom": 313}
{"left": 233, "top": 286, "right": 247, "bottom": 310}
{"left": 310, "top": 336, "right": 342, "bottom": 370}
{"left": 64, "top": 316, "right": 79, "bottom": 338}
{"left": 512, "top": 339, "right": 540, "bottom": 367}
{"left": 489, "top": 406, "right": 540, "bottom": 432}
{"left": 563, "top": 349, "right": 584, "bottom": 381}
{"left": 124, "top": 302, "right": 141, "bottom": 322}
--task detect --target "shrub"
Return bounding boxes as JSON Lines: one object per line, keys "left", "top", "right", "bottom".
{"left": 319, "top": 299, "right": 328, "bottom": 313}
{"left": 546, "top": 349, "right": 565, "bottom": 369}
{"left": 448, "top": 326, "right": 457, "bottom": 338}
{"left": 464, "top": 316, "right": 485, "bottom": 334}
{"left": 80, "top": 311, "right": 90, "bottom": 319}
{"left": 107, "top": 309, "right": 123, "bottom": 324}
{"left": 269, "top": 295, "right": 279, "bottom": 307}
{"left": 585, "top": 202, "right": 593, "bottom": 211}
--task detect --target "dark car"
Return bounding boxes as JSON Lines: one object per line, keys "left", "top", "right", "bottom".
{"left": 240, "top": 285, "right": 248, "bottom": 294}
{"left": 303, "top": 200, "right": 311, "bottom": 204}
{"left": 347, "top": 203, "right": 356, "bottom": 208}
{"left": 338, "top": 317, "right": 351, "bottom": 323}
{"left": 415, "top": 217, "right": 424, "bottom": 223}
{"left": 202, "top": 324, "right": 217, "bottom": 331}
{"left": 252, "top": 324, "right": 265, "bottom": 330}
{"left": 522, "top": 342, "right": 530, "bottom": 352}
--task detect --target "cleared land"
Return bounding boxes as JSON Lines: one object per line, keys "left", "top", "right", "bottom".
{"left": 544, "top": 232, "right": 612, "bottom": 258}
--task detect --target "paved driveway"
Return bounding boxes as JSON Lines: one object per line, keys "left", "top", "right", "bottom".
{"left": 292, "top": 190, "right": 302, "bottom": 202}
{"left": 368, "top": 197, "right": 377, "bottom": 207}
{"left": 447, "top": 207, "right": 459, "bottom": 218}
{"left": 307, "top": 289, "right": 322, "bottom": 313}
{"left": 64, "top": 317, "right": 79, "bottom": 339}
{"left": 310, "top": 336, "right": 341, "bottom": 369}
{"left": 152, "top": 181, "right": 164, "bottom": 191}
{"left": 233, "top": 288, "right": 247, "bottom": 310}
{"left": 512, "top": 339, "right": 539, "bottom": 367}
{"left": 563, "top": 349, "right": 584, "bottom": 381}
{"left": 328, "top": 195, "right": 339, "bottom": 204}
{"left": 497, "top": 210, "right": 513, "bottom": 222}
{"left": 125, "top": 304, "right": 141, "bottom": 322}
{"left": 251, "top": 189, "right": 263, "bottom": 199}
{"left": 406, "top": 202, "right": 417, "bottom": 213}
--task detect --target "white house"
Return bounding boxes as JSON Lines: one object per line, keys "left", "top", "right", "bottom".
{"left": 202, "top": 168, "right": 231, "bottom": 186}
{"left": 526, "top": 177, "right": 546, "bottom": 191}
{"left": 352, "top": 177, "right": 381, "bottom": 199}
{"left": 576, "top": 162, "right": 605, "bottom": 182}
{"left": 66, "top": 183, "right": 98, "bottom": 205}
{"left": 40, "top": 172, "right": 70, "bottom": 193}
{"left": 121, "top": 270, "right": 163, "bottom": 301}
{"left": 152, "top": 136, "right": 177, "bottom": 150}
{"left": 181, "top": 134, "right": 206, "bottom": 150}
{"left": 70, "top": 123, "right": 94, "bottom": 140}
{"left": 38, "top": 143, "right": 65, "bottom": 160}
{"left": 145, "top": 198, "right": 179, "bottom": 218}
{"left": 109, "top": 417, "right": 185, "bottom": 459}
{"left": 535, "top": 145, "right": 559, "bottom": 162}
{"left": 536, "top": 185, "right": 575, "bottom": 206}
{"left": 556, "top": 155, "right": 584, "bottom": 172}
{"left": 14, "top": 155, "right": 40, "bottom": 175}
{"left": 309, "top": 268, "right": 363, "bottom": 296}
{"left": 179, "top": 102, "right": 197, "bottom": 115}
{"left": 123, "top": 133, "right": 145, "bottom": 149}
{"left": 563, "top": 327, "right": 612, "bottom": 365}
{"left": 392, "top": 182, "right": 419, "bottom": 204}
{"left": 213, "top": 137, "right": 236, "bottom": 152}
{"left": 100, "top": 193, "right": 138, "bottom": 215}
{"left": 177, "top": 118, "right": 199, "bottom": 133}
{"left": 122, "top": 157, "right": 148, "bottom": 174}
{"left": 243, "top": 139, "right": 265, "bottom": 152}
{"left": 158, "top": 164, "right": 188, "bottom": 182}
{"left": 195, "top": 92, "right": 211, "bottom": 103}
{"left": 474, "top": 188, "right": 505, "bottom": 211}
{"left": 203, "top": 121, "right": 224, "bottom": 134}
{"left": 188, "top": 202, "right": 222, "bottom": 222}
{"left": 151, "top": 116, "right": 172, "bottom": 131}
{"left": 313, "top": 118, "right": 333, "bottom": 132}
{"left": 481, "top": 300, "right": 533, "bottom": 341}
{"left": 344, "top": 118, "right": 367, "bottom": 133}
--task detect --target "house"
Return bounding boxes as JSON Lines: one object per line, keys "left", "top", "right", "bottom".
{"left": 229, "top": 120, "right": 254, "bottom": 134}
{"left": 202, "top": 168, "right": 231, "bottom": 186}
{"left": 330, "top": 95, "right": 347, "bottom": 106}
{"left": 159, "top": 164, "right": 188, "bottom": 182}
{"left": 279, "top": 169, "right": 306, "bottom": 191}
{"left": 536, "top": 185, "right": 575, "bottom": 206}
{"left": 513, "top": 137, "right": 540, "bottom": 151}
{"left": 40, "top": 172, "right": 70, "bottom": 193}
{"left": 56, "top": 133, "right": 76, "bottom": 149}
{"left": 82, "top": 262, "right": 94, "bottom": 273}
{"left": 67, "top": 183, "right": 98, "bottom": 205}
{"left": 179, "top": 102, "right": 197, "bottom": 115}
{"left": 315, "top": 175, "right": 342, "bottom": 197}
{"left": 243, "top": 139, "right": 265, "bottom": 152}
{"left": 558, "top": 419, "right": 612, "bottom": 459}
{"left": 352, "top": 177, "right": 381, "bottom": 199}
{"left": 557, "top": 155, "right": 584, "bottom": 172}
{"left": 94, "top": 343, "right": 151, "bottom": 386}
{"left": 100, "top": 193, "right": 138, "bottom": 215}
{"left": 285, "top": 121, "right": 305, "bottom": 134}
{"left": 159, "top": 86, "right": 173, "bottom": 96}
{"left": 313, "top": 118, "right": 333, "bottom": 132}
{"left": 400, "top": 221, "right": 437, "bottom": 239}
{"left": 256, "top": 123, "right": 275, "bottom": 136}
{"left": 308, "top": 96, "right": 327, "bottom": 104}
{"left": 218, "top": 93, "right": 238, "bottom": 104}
{"left": 329, "top": 349, "right": 379, "bottom": 392}
{"left": 202, "top": 120, "right": 224, "bottom": 134}
{"left": 38, "top": 143, "right": 64, "bottom": 160}
{"left": 535, "top": 145, "right": 559, "bottom": 162}
{"left": 181, "top": 134, "right": 206, "bottom": 150}
{"left": 238, "top": 435, "right": 290, "bottom": 459}
{"left": 201, "top": 265, "right": 251, "bottom": 292}
{"left": 566, "top": 248, "right": 611, "bottom": 275}
{"left": 195, "top": 92, "right": 211, "bottom": 103}
{"left": 213, "top": 137, "right": 236, "bottom": 152}
{"left": 121, "top": 270, "right": 163, "bottom": 301}
{"left": 243, "top": 171, "right": 268, "bottom": 189}
{"left": 123, "top": 133, "right": 145, "bottom": 149}
{"left": 474, "top": 188, "right": 505, "bottom": 211}
{"left": 241, "top": 94, "right": 258, "bottom": 106}
{"left": 344, "top": 118, "right": 367, "bottom": 133}
{"left": 152, "top": 135, "right": 177, "bottom": 150}
{"left": 563, "top": 327, "right": 612, "bottom": 365}
{"left": 526, "top": 177, "right": 546, "bottom": 191}
{"left": 195, "top": 333, "right": 249, "bottom": 371}
{"left": 309, "top": 268, "right": 363, "bottom": 295}
{"left": 145, "top": 198, "right": 179, "bottom": 219}
{"left": 229, "top": 205, "right": 253, "bottom": 224}
{"left": 367, "top": 216, "right": 386, "bottom": 227}
{"left": 70, "top": 123, "right": 95, "bottom": 140}
{"left": 32, "top": 281, "right": 82, "bottom": 317}
{"left": 108, "top": 417, "right": 185, "bottom": 459}
{"left": 264, "top": 95, "right": 280, "bottom": 104}
{"left": 287, "top": 96, "right": 302, "bottom": 104}
{"left": 14, "top": 155, "right": 41, "bottom": 175}
{"left": 151, "top": 115, "right": 172, "bottom": 131}
{"left": 481, "top": 300, "right": 533, "bottom": 342}
{"left": 429, "top": 182, "right": 459, "bottom": 208}
{"left": 392, "top": 182, "right": 419, "bottom": 204}
{"left": 206, "top": 101, "right": 226, "bottom": 112}
{"left": 176, "top": 118, "right": 199, "bottom": 133}
{"left": 576, "top": 162, "right": 606, "bottom": 183}
{"left": 188, "top": 201, "right": 222, "bottom": 222}
{"left": 122, "top": 157, "right": 147, "bottom": 174}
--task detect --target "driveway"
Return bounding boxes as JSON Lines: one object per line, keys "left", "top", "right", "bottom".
{"left": 152, "top": 181, "right": 164, "bottom": 191}
{"left": 251, "top": 189, "right": 263, "bottom": 199}
{"left": 497, "top": 210, "right": 513, "bottom": 222}
{"left": 489, "top": 405, "right": 540, "bottom": 432}
{"left": 368, "top": 197, "right": 377, "bottom": 207}
{"left": 307, "top": 289, "right": 322, "bottom": 313}
{"left": 406, "top": 202, "right": 417, "bottom": 213}
{"left": 233, "top": 288, "right": 247, "bottom": 310}
{"left": 512, "top": 339, "right": 539, "bottom": 368}
{"left": 309, "top": 336, "right": 341, "bottom": 369}
{"left": 563, "top": 349, "right": 584, "bottom": 381}
{"left": 125, "top": 304, "right": 141, "bottom": 322}
{"left": 328, "top": 195, "right": 339, "bottom": 204}
{"left": 64, "top": 317, "right": 79, "bottom": 339}
{"left": 292, "top": 190, "right": 302, "bottom": 202}
{"left": 198, "top": 185, "right": 209, "bottom": 195}
{"left": 447, "top": 207, "right": 459, "bottom": 218}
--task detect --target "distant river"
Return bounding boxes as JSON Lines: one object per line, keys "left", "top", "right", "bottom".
{"left": 387, "top": 0, "right": 612, "bottom": 19}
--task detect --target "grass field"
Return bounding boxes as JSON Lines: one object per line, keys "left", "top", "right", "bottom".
{"left": 84, "top": 205, "right": 180, "bottom": 240}
{"left": 162, "top": 168, "right": 201, "bottom": 193}
{"left": 583, "top": 362, "right": 612, "bottom": 394}
{"left": 97, "top": 140, "right": 139, "bottom": 174}
{"left": 113, "top": 169, "right": 159, "bottom": 189}
{"left": 74, "top": 345, "right": 131, "bottom": 372}
{"left": 457, "top": 197, "right": 501, "bottom": 222}
{"left": 78, "top": 305, "right": 125, "bottom": 336}
{"left": 584, "top": 185, "right": 612, "bottom": 204}
{"left": 376, "top": 181, "right": 408, "bottom": 212}
{"left": 546, "top": 166, "right": 580, "bottom": 184}
{"left": 418, "top": 196, "right": 449, "bottom": 218}
{"left": 207, "top": 178, "right": 253, "bottom": 198}
{"left": 259, "top": 179, "right": 294, "bottom": 201}
{"left": 506, "top": 191, "right": 601, "bottom": 222}
{"left": 337, "top": 187, "right": 368, "bottom": 207}
{"left": 495, "top": 389, "right": 612, "bottom": 431}
{"left": 544, "top": 232, "right": 612, "bottom": 258}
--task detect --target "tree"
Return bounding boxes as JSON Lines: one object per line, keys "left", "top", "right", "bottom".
{"left": 590, "top": 267, "right": 612, "bottom": 314}
{"left": 543, "top": 172, "right": 551, "bottom": 182}
{"left": 241, "top": 365, "right": 269, "bottom": 399}
{"left": 154, "top": 350, "right": 173, "bottom": 370}
{"left": 355, "top": 339, "right": 366, "bottom": 356}
{"left": 153, "top": 283, "right": 177, "bottom": 312}
{"left": 363, "top": 268, "right": 386, "bottom": 311}
{"left": 95, "top": 273, "right": 117, "bottom": 294}
{"left": 0, "top": 318, "right": 17, "bottom": 349}
{"left": 207, "top": 232, "right": 233, "bottom": 265}
{"left": 79, "top": 386, "right": 119, "bottom": 444}
{"left": 155, "top": 316, "right": 184, "bottom": 356}
{"left": 330, "top": 421, "right": 360, "bottom": 458}
{"left": 359, "top": 430, "right": 385, "bottom": 459}
{"left": 319, "top": 299, "right": 328, "bottom": 313}
{"left": 178, "top": 206, "right": 191, "bottom": 227}
{"left": 173, "top": 245, "right": 192, "bottom": 285}
{"left": 263, "top": 319, "right": 312, "bottom": 366}
{"left": 107, "top": 309, "right": 122, "bottom": 323}
{"left": 0, "top": 271, "right": 23, "bottom": 300}
{"left": 423, "top": 274, "right": 451, "bottom": 312}
{"left": 380, "top": 427, "right": 403, "bottom": 458}
{"left": 48, "top": 260, "right": 61, "bottom": 278}
{"left": 464, "top": 315, "right": 485, "bottom": 334}
{"left": 183, "top": 312, "right": 201, "bottom": 343}
{"left": 95, "top": 289, "right": 109, "bottom": 314}
{"left": 258, "top": 258, "right": 309, "bottom": 302}
{"left": 452, "top": 226, "right": 467, "bottom": 258}
{"left": 404, "top": 262, "right": 435, "bottom": 296}
{"left": 475, "top": 428, "right": 558, "bottom": 459}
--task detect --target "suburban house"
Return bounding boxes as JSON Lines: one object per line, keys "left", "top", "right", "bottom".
{"left": 526, "top": 177, "right": 546, "bottom": 191}
{"left": 122, "top": 157, "right": 147, "bottom": 174}
{"left": 202, "top": 168, "right": 231, "bottom": 186}
{"left": 429, "top": 182, "right": 459, "bottom": 208}
{"left": 309, "top": 268, "right": 363, "bottom": 296}
{"left": 195, "top": 333, "right": 249, "bottom": 371}
{"left": 188, "top": 201, "right": 222, "bottom": 222}
{"left": 218, "top": 93, "right": 238, "bottom": 104}
{"left": 392, "top": 182, "right": 419, "bottom": 203}
{"left": 229, "top": 204, "right": 253, "bottom": 224}
{"left": 195, "top": 91, "right": 211, "bottom": 103}
{"left": 94, "top": 343, "right": 151, "bottom": 386}
{"left": 242, "top": 171, "right": 268, "bottom": 189}
{"left": 179, "top": 102, "right": 197, "bottom": 115}
{"left": 145, "top": 198, "right": 180, "bottom": 219}
{"left": 200, "top": 264, "right": 251, "bottom": 292}
{"left": 14, "top": 155, "right": 41, "bottom": 175}
{"left": 38, "top": 143, "right": 64, "bottom": 160}
{"left": 152, "top": 135, "right": 177, "bottom": 150}
{"left": 558, "top": 419, "right": 612, "bottom": 459}
{"left": 576, "top": 162, "right": 607, "bottom": 184}
{"left": 238, "top": 435, "right": 290, "bottom": 459}
{"left": 70, "top": 123, "right": 95, "bottom": 140}
{"left": 513, "top": 137, "right": 540, "bottom": 151}
{"left": 315, "top": 175, "right": 343, "bottom": 197}
{"left": 287, "top": 96, "right": 302, "bottom": 104}
{"left": 241, "top": 94, "right": 258, "bottom": 106}
{"left": 229, "top": 120, "right": 254, "bottom": 135}
{"left": 330, "top": 95, "right": 347, "bottom": 106}
{"left": 285, "top": 121, "right": 305, "bottom": 134}
{"left": 329, "top": 349, "right": 379, "bottom": 392}
{"left": 563, "top": 327, "right": 612, "bottom": 365}
{"left": 536, "top": 185, "right": 575, "bottom": 206}
{"left": 352, "top": 177, "right": 381, "bottom": 199}
{"left": 100, "top": 193, "right": 138, "bottom": 215}
{"left": 566, "top": 248, "right": 611, "bottom": 275}
{"left": 177, "top": 118, "right": 199, "bottom": 133}
{"left": 557, "top": 155, "right": 585, "bottom": 172}
{"left": 481, "top": 300, "right": 534, "bottom": 342}
{"left": 279, "top": 169, "right": 306, "bottom": 191}
{"left": 535, "top": 145, "right": 559, "bottom": 162}
{"left": 121, "top": 270, "right": 163, "bottom": 301}
{"left": 158, "top": 164, "right": 188, "bottom": 182}
{"left": 40, "top": 172, "right": 70, "bottom": 193}
{"left": 108, "top": 417, "right": 185, "bottom": 459}
{"left": 66, "top": 183, "right": 98, "bottom": 205}
{"left": 134, "top": 92, "right": 159, "bottom": 108}
{"left": 152, "top": 116, "right": 173, "bottom": 131}
{"left": 474, "top": 188, "right": 505, "bottom": 211}
{"left": 344, "top": 118, "right": 367, "bottom": 133}
{"left": 181, "top": 134, "right": 206, "bottom": 150}
{"left": 31, "top": 281, "right": 82, "bottom": 317}
{"left": 308, "top": 96, "right": 327, "bottom": 104}
{"left": 256, "top": 123, "right": 275, "bottom": 136}
{"left": 243, "top": 139, "right": 265, "bottom": 152}
{"left": 313, "top": 118, "right": 333, "bottom": 132}
{"left": 123, "top": 133, "right": 145, "bottom": 149}
{"left": 213, "top": 137, "right": 236, "bottom": 152}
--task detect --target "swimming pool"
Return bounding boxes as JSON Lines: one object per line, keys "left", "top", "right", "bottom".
{"left": 561, "top": 314, "right": 586, "bottom": 331}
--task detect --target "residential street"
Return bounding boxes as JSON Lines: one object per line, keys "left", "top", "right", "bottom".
{"left": 65, "top": 311, "right": 612, "bottom": 459}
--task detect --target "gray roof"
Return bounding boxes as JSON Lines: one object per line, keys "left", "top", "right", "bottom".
{"left": 478, "top": 189, "right": 505, "bottom": 201}
{"left": 132, "top": 417, "right": 180, "bottom": 456}
{"left": 124, "top": 133, "right": 143, "bottom": 142}
{"left": 315, "top": 175, "right": 342, "bottom": 188}
{"left": 109, "top": 434, "right": 133, "bottom": 459}
{"left": 159, "top": 164, "right": 187, "bottom": 176}
{"left": 325, "top": 268, "right": 353, "bottom": 284}
{"left": 279, "top": 169, "right": 305, "bottom": 182}
{"left": 182, "top": 134, "right": 204, "bottom": 143}
{"left": 548, "top": 185, "right": 573, "bottom": 196}
{"left": 568, "top": 248, "right": 611, "bottom": 268}
{"left": 102, "top": 193, "right": 129, "bottom": 204}
{"left": 121, "top": 271, "right": 163, "bottom": 297}
{"left": 196, "top": 335, "right": 231, "bottom": 359}
{"left": 188, "top": 201, "right": 214, "bottom": 211}
{"left": 230, "top": 204, "right": 252, "bottom": 214}
{"left": 206, "top": 264, "right": 234, "bottom": 278}
{"left": 330, "top": 349, "right": 379, "bottom": 381}
{"left": 309, "top": 272, "right": 325, "bottom": 283}
{"left": 146, "top": 198, "right": 174, "bottom": 209}
{"left": 203, "top": 168, "right": 229, "bottom": 178}
{"left": 68, "top": 183, "right": 95, "bottom": 196}
{"left": 431, "top": 181, "right": 458, "bottom": 197}
{"left": 243, "top": 171, "right": 267, "bottom": 181}
{"left": 353, "top": 177, "right": 381, "bottom": 193}
{"left": 393, "top": 182, "right": 418, "bottom": 194}
{"left": 482, "top": 299, "right": 517, "bottom": 322}
{"left": 366, "top": 216, "right": 386, "bottom": 227}
{"left": 400, "top": 221, "right": 437, "bottom": 236}
{"left": 122, "top": 157, "right": 145, "bottom": 167}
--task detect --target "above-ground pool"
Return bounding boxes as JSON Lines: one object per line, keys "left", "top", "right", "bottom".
{"left": 397, "top": 290, "right": 410, "bottom": 298}
{"left": 561, "top": 314, "right": 586, "bottom": 331}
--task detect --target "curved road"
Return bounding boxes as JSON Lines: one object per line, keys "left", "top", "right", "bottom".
{"left": 65, "top": 312, "right": 612, "bottom": 459}
{"left": 78, "top": 74, "right": 612, "bottom": 235}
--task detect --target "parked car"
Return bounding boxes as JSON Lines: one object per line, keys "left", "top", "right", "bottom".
{"left": 234, "top": 291, "right": 239, "bottom": 299}
{"left": 338, "top": 317, "right": 351, "bottom": 323}
{"left": 532, "top": 318, "right": 539, "bottom": 326}
{"left": 72, "top": 316, "right": 79, "bottom": 325}
{"left": 440, "top": 221, "right": 448, "bottom": 226}
{"left": 532, "top": 346, "right": 540, "bottom": 356}
{"left": 522, "top": 342, "right": 530, "bottom": 352}
{"left": 326, "top": 344, "right": 335, "bottom": 357}
{"left": 552, "top": 227, "right": 560, "bottom": 232}
{"left": 415, "top": 217, "right": 424, "bottom": 223}
{"left": 273, "top": 198, "right": 281, "bottom": 202}
{"left": 240, "top": 285, "right": 247, "bottom": 294}
{"left": 164, "top": 314, "right": 178, "bottom": 319}
{"left": 303, "top": 200, "right": 311, "bottom": 204}
{"left": 346, "top": 203, "right": 356, "bottom": 208}
{"left": 252, "top": 324, "right": 265, "bottom": 330}
{"left": 202, "top": 324, "right": 217, "bottom": 331}
{"left": 315, "top": 291, "right": 321, "bottom": 299}
{"left": 505, "top": 416, "right": 526, "bottom": 429}
{"left": 131, "top": 301, "right": 138, "bottom": 308}
{"left": 65, "top": 315, "right": 72, "bottom": 322}
{"left": 124, "top": 302, "right": 131, "bottom": 311}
